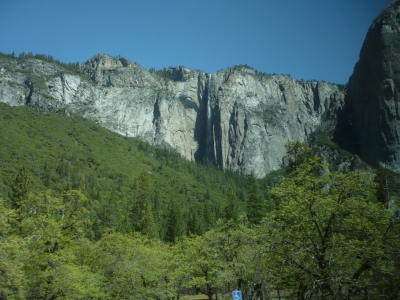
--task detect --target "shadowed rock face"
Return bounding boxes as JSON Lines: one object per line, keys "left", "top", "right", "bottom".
{"left": 335, "top": 0, "right": 400, "bottom": 170}
{"left": 206, "top": 69, "right": 344, "bottom": 176}
{"left": 0, "top": 54, "right": 344, "bottom": 177}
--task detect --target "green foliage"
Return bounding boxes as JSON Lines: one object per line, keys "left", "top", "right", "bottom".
{"left": 285, "top": 140, "right": 313, "bottom": 174}
{"left": 0, "top": 51, "right": 92, "bottom": 83}
{"left": 223, "top": 180, "right": 239, "bottom": 222}
{"left": 262, "top": 156, "right": 399, "bottom": 298}
{"left": 9, "top": 165, "right": 32, "bottom": 210}
{"left": 0, "top": 104, "right": 255, "bottom": 240}
{"left": 133, "top": 171, "right": 159, "bottom": 239}
{"left": 374, "top": 162, "right": 400, "bottom": 206}
{"left": 310, "top": 129, "right": 353, "bottom": 159}
{"left": 165, "top": 198, "right": 185, "bottom": 243}
{"left": 5, "top": 190, "right": 99, "bottom": 299}
{"left": 93, "top": 230, "right": 175, "bottom": 299}
{"left": 17, "top": 51, "right": 82, "bottom": 75}
{"left": 0, "top": 160, "right": 399, "bottom": 299}
{"left": 246, "top": 173, "right": 266, "bottom": 224}
{"left": 174, "top": 235, "right": 220, "bottom": 299}
{"left": 149, "top": 67, "right": 177, "bottom": 81}
{"left": 202, "top": 220, "right": 268, "bottom": 298}
{"left": 0, "top": 199, "right": 27, "bottom": 299}
{"left": 1, "top": 101, "right": 399, "bottom": 298}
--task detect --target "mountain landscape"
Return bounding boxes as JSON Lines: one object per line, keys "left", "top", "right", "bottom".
{"left": 1, "top": 1, "right": 400, "bottom": 299}
{"left": 1, "top": 48, "right": 346, "bottom": 178}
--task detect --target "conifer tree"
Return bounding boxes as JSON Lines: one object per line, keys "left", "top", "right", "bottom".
{"left": 224, "top": 180, "right": 239, "bottom": 221}
{"left": 374, "top": 163, "right": 395, "bottom": 206}
{"left": 134, "top": 172, "right": 159, "bottom": 239}
{"left": 246, "top": 173, "right": 265, "bottom": 225}
{"left": 9, "top": 165, "right": 32, "bottom": 210}
{"left": 165, "top": 198, "right": 184, "bottom": 243}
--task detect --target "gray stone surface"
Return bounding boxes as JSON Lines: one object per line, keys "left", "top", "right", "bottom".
{"left": 335, "top": 0, "right": 400, "bottom": 171}
{"left": 0, "top": 54, "right": 345, "bottom": 177}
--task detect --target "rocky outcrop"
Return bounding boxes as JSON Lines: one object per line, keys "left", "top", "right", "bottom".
{"left": 0, "top": 54, "right": 345, "bottom": 177}
{"left": 335, "top": 0, "right": 400, "bottom": 170}
{"left": 207, "top": 68, "right": 344, "bottom": 176}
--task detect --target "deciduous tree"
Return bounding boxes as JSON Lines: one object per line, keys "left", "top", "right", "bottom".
{"left": 262, "top": 156, "right": 390, "bottom": 298}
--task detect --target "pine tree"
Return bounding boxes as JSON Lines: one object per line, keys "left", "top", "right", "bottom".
{"left": 164, "top": 198, "right": 184, "bottom": 243}
{"left": 246, "top": 173, "right": 265, "bottom": 225}
{"left": 9, "top": 165, "right": 32, "bottom": 210}
{"left": 374, "top": 163, "right": 400, "bottom": 207}
{"left": 134, "top": 172, "right": 159, "bottom": 239}
{"left": 375, "top": 163, "right": 390, "bottom": 205}
{"left": 224, "top": 180, "right": 239, "bottom": 221}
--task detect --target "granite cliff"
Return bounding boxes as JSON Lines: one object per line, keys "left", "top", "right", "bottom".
{"left": 335, "top": 0, "right": 400, "bottom": 171}
{"left": 6, "top": 2, "right": 400, "bottom": 177}
{"left": 0, "top": 55, "right": 345, "bottom": 177}
{"left": 0, "top": 54, "right": 346, "bottom": 177}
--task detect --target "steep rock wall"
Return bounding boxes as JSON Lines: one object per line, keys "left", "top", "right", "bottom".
{"left": 208, "top": 67, "right": 344, "bottom": 176}
{"left": 0, "top": 55, "right": 345, "bottom": 177}
{"left": 335, "top": 0, "right": 400, "bottom": 170}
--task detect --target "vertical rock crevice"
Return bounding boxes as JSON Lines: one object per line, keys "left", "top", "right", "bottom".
{"left": 205, "top": 73, "right": 215, "bottom": 163}
{"left": 152, "top": 93, "right": 161, "bottom": 137}
{"left": 24, "top": 78, "right": 34, "bottom": 105}
{"left": 212, "top": 99, "right": 223, "bottom": 168}
{"left": 193, "top": 74, "right": 209, "bottom": 162}
{"left": 312, "top": 83, "right": 321, "bottom": 112}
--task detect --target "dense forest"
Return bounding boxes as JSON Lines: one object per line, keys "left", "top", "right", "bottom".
{"left": 0, "top": 104, "right": 400, "bottom": 299}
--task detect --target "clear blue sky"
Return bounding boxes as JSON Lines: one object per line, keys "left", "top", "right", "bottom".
{"left": 0, "top": 0, "right": 393, "bottom": 84}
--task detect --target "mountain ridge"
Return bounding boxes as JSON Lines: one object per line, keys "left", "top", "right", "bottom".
{"left": 0, "top": 52, "right": 345, "bottom": 177}
{"left": 4, "top": 0, "right": 400, "bottom": 176}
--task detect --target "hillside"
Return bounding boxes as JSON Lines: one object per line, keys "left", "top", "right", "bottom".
{"left": 0, "top": 52, "right": 345, "bottom": 178}
{"left": 1, "top": 106, "right": 399, "bottom": 299}
{"left": 0, "top": 103, "right": 273, "bottom": 240}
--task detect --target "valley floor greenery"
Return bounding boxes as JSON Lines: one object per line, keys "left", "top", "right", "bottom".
{"left": 0, "top": 105, "right": 399, "bottom": 299}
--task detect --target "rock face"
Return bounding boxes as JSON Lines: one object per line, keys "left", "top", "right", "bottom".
{"left": 207, "top": 68, "right": 344, "bottom": 176}
{"left": 0, "top": 54, "right": 345, "bottom": 177}
{"left": 335, "top": 0, "right": 400, "bottom": 170}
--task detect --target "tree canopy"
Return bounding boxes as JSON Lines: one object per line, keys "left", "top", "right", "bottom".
{"left": 0, "top": 103, "right": 399, "bottom": 299}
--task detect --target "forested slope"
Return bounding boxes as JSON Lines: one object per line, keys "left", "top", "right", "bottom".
{"left": 0, "top": 103, "right": 268, "bottom": 240}
{"left": 1, "top": 104, "right": 400, "bottom": 299}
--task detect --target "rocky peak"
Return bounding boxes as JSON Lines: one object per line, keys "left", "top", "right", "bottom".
{"left": 166, "top": 66, "right": 198, "bottom": 81}
{"left": 79, "top": 54, "right": 159, "bottom": 88}
{"left": 334, "top": 0, "right": 400, "bottom": 170}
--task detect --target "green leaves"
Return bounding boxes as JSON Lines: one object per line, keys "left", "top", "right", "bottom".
{"left": 263, "top": 157, "right": 392, "bottom": 298}
{"left": 223, "top": 180, "right": 239, "bottom": 222}
{"left": 0, "top": 199, "right": 27, "bottom": 299}
{"left": 165, "top": 198, "right": 185, "bottom": 243}
{"left": 284, "top": 140, "right": 312, "bottom": 174}
{"left": 9, "top": 165, "right": 32, "bottom": 211}
{"left": 1, "top": 103, "right": 400, "bottom": 298}
{"left": 0, "top": 103, "right": 252, "bottom": 241}
{"left": 246, "top": 173, "right": 265, "bottom": 225}
{"left": 133, "top": 171, "right": 159, "bottom": 239}
{"left": 93, "top": 230, "right": 174, "bottom": 299}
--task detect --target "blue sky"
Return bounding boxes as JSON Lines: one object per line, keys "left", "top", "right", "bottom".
{"left": 0, "top": 0, "right": 393, "bottom": 84}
